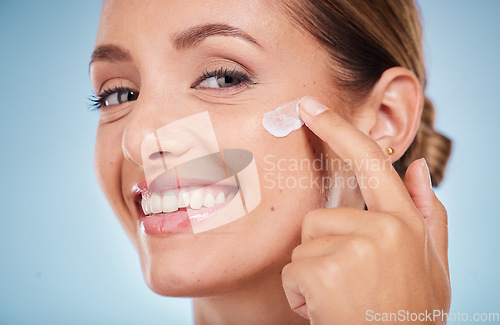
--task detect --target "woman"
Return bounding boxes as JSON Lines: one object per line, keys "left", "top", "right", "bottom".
{"left": 89, "top": 0, "right": 452, "bottom": 323}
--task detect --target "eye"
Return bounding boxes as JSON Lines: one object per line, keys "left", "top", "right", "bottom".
{"left": 89, "top": 86, "right": 139, "bottom": 110}
{"left": 199, "top": 75, "right": 239, "bottom": 88}
{"left": 103, "top": 89, "right": 138, "bottom": 106}
{"left": 193, "top": 68, "right": 254, "bottom": 90}
{"left": 101, "top": 87, "right": 139, "bottom": 107}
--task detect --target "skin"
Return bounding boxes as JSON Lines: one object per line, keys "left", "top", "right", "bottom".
{"left": 90, "top": 0, "right": 451, "bottom": 324}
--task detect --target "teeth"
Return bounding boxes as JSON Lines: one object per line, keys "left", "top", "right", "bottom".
{"left": 162, "top": 190, "right": 178, "bottom": 213}
{"left": 177, "top": 190, "right": 190, "bottom": 208}
{"left": 215, "top": 192, "right": 225, "bottom": 205}
{"left": 203, "top": 193, "right": 215, "bottom": 208}
{"left": 189, "top": 189, "right": 203, "bottom": 210}
{"left": 141, "top": 196, "right": 148, "bottom": 214}
{"left": 151, "top": 193, "right": 163, "bottom": 214}
{"left": 141, "top": 188, "right": 237, "bottom": 215}
{"left": 146, "top": 195, "right": 152, "bottom": 215}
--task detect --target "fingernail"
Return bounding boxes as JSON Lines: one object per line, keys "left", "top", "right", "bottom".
{"left": 299, "top": 97, "right": 328, "bottom": 117}
{"left": 421, "top": 158, "right": 432, "bottom": 188}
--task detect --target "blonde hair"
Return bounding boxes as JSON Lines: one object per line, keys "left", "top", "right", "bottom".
{"left": 280, "top": 0, "right": 452, "bottom": 186}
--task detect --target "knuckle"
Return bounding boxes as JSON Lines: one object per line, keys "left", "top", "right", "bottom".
{"left": 349, "top": 236, "right": 376, "bottom": 258}
{"left": 281, "top": 262, "right": 295, "bottom": 282}
{"left": 378, "top": 214, "right": 406, "bottom": 242}
{"left": 302, "top": 210, "right": 317, "bottom": 229}
{"left": 301, "top": 209, "right": 325, "bottom": 240}
{"left": 377, "top": 213, "right": 428, "bottom": 248}
{"left": 290, "top": 245, "right": 303, "bottom": 262}
{"left": 319, "top": 256, "right": 342, "bottom": 284}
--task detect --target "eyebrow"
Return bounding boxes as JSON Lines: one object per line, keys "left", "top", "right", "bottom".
{"left": 172, "top": 23, "right": 262, "bottom": 50}
{"left": 89, "top": 23, "right": 261, "bottom": 66}
{"left": 90, "top": 44, "right": 132, "bottom": 65}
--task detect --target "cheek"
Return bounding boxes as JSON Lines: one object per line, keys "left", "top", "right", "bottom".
{"left": 94, "top": 125, "right": 122, "bottom": 195}
{"left": 94, "top": 124, "right": 139, "bottom": 241}
{"left": 257, "top": 129, "right": 324, "bottom": 195}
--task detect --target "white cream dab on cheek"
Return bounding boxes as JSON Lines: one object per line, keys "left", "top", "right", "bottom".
{"left": 262, "top": 99, "right": 303, "bottom": 137}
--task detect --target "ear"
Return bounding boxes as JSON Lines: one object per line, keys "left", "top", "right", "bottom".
{"left": 351, "top": 67, "right": 423, "bottom": 162}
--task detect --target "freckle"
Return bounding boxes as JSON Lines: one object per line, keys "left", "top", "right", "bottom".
{"left": 270, "top": 206, "right": 275, "bottom": 212}
{"left": 197, "top": 279, "right": 200, "bottom": 282}
{"left": 279, "top": 189, "right": 283, "bottom": 193}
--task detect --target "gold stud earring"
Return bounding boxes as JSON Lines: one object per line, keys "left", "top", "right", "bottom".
{"left": 386, "top": 147, "right": 394, "bottom": 155}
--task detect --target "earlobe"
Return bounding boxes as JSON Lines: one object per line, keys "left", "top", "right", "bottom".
{"left": 353, "top": 67, "right": 423, "bottom": 162}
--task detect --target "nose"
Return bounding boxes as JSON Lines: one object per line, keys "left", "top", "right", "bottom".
{"left": 121, "top": 97, "right": 221, "bottom": 178}
{"left": 122, "top": 98, "right": 192, "bottom": 169}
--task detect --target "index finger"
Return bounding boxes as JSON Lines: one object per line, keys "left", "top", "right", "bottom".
{"left": 298, "top": 96, "right": 414, "bottom": 213}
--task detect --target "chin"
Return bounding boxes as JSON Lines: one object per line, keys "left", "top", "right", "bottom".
{"left": 135, "top": 229, "right": 290, "bottom": 298}
{"left": 139, "top": 254, "right": 257, "bottom": 297}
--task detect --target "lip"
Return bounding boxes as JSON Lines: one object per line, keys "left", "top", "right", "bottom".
{"left": 132, "top": 178, "right": 238, "bottom": 235}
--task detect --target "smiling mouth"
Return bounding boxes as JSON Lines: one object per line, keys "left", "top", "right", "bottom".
{"left": 131, "top": 148, "right": 258, "bottom": 235}
{"left": 133, "top": 182, "right": 240, "bottom": 235}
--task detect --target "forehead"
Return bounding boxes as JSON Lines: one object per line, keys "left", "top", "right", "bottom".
{"left": 96, "top": 0, "right": 283, "bottom": 46}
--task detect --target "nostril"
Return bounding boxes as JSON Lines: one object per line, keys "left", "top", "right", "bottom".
{"left": 149, "top": 151, "right": 170, "bottom": 160}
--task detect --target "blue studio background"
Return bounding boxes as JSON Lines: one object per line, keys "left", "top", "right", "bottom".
{"left": 1, "top": 1, "right": 498, "bottom": 324}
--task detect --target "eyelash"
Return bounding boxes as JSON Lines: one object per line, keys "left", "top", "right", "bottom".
{"left": 88, "top": 86, "right": 132, "bottom": 110}
{"left": 192, "top": 67, "right": 256, "bottom": 89}
{"left": 88, "top": 67, "right": 256, "bottom": 110}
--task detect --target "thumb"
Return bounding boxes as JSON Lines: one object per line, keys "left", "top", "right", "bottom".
{"left": 405, "top": 158, "right": 449, "bottom": 272}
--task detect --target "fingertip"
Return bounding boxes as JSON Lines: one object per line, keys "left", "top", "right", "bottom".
{"left": 405, "top": 158, "right": 431, "bottom": 190}
{"left": 298, "top": 96, "right": 328, "bottom": 118}
{"left": 405, "top": 158, "right": 438, "bottom": 218}
{"left": 405, "top": 158, "right": 435, "bottom": 206}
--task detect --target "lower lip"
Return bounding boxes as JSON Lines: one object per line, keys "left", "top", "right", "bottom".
{"left": 138, "top": 198, "right": 233, "bottom": 235}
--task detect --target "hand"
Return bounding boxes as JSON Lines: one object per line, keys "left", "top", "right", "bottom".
{"left": 281, "top": 97, "right": 451, "bottom": 324}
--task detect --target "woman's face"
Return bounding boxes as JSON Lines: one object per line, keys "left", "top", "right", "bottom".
{"left": 91, "top": 0, "right": 363, "bottom": 296}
